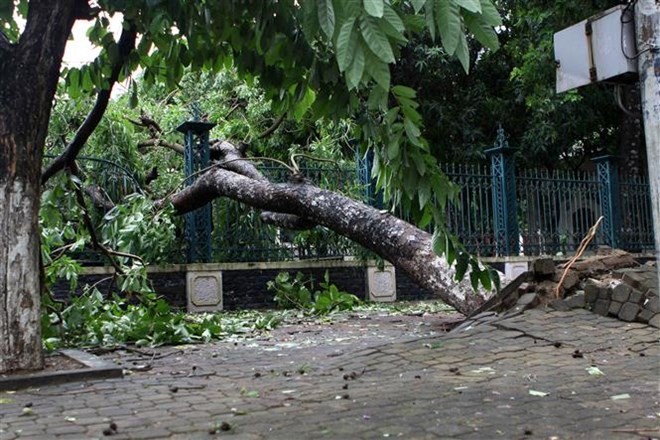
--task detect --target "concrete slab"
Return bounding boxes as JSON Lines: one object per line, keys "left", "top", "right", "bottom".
{"left": 0, "top": 350, "right": 122, "bottom": 392}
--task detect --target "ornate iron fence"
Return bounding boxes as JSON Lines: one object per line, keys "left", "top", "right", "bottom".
{"left": 619, "top": 173, "right": 655, "bottom": 251}
{"left": 442, "top": 163, "right": 496, "bottom": 257}
{"left": 516, "top": 168, "right": 603, "bottom": 256}
{"left": 211, "top": 163, "right": 365, "bottom": 262}
{"left": 43, "top": 154, "right": 144, "bottom": 202}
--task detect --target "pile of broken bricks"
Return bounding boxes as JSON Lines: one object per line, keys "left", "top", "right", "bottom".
{"left": 470, "top": 249, "right": 659, "bottom": 328}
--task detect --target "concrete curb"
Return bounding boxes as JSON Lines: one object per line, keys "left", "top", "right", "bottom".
{"left": 0, "top": 349, "right": 122, "bottom": 391}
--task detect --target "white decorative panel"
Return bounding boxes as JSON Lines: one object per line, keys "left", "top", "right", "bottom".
{"left": 186, "top": 271, "right": 223, "bottom": 312}
{"left": 367, "top": 266, "right": 396, "bottom": 302}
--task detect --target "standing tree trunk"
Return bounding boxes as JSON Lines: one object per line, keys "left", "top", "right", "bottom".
{"left": 0, "top": 1, "right": 80, "bottom": 373}
{"left": 635, "top": 0, "right": 660, "bottom": 285}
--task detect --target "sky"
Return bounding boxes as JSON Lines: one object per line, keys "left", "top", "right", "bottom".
{"left": 63, "top": 15, "right": 123, "bottom": 67}
{"left": 62, "top": 15, "right": 129, "bottom": 97}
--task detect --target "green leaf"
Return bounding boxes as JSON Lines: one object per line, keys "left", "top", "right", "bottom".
{"left": 318, "top": 0, "right": 336, "bottom": 38}
{"left": 431, "top": 229, "right": 445, "bottom": 256}
{"left": 479, "top": 266, "right": 492, "bottom": 290}
{"left": 404, "top": 117, "right": 421, "bottom": 139}
{"left": 383, "top": 4, "right": 405, "bottom": 33}
{"left": 359, "top": 16, "right": 395, "bottom": 64}
{"left": 363, "top": 0, "right": 384, "bottom": 18}
{"left": 129, "top": 80, "right": 139, "bottom": 108}
{"left": 293, "top": 87, "right": 317, "bottom": 120}
{"left": 67, "top": 68, "right": 80, "bottom": 98}
{"left": 469, "top": 270, "right": 480, "bottom": 290}
{"left": 346, "top": 43, "right": 365, "bottom": 89}
{"left": 82, "top": 68, "right": 94, "bottom": 92}
{"left": 455, "top": 253, "right": 469, "bottom": 281}
{"left": 445, "top": 235, "right": 456, "bottom": 265}
{"left": 387, "top": 138, "right": 400, "bottom": 160}
{"left": 465, "top": 14, "right": 500, "bottom": 51}
{"left": 301, "top": 0, "right": 320, "bottom": 40}
{"left": 363, "top": 48, "right": 390, "bottom": 90}
{"left": 425, "top": 0, "right": 436, "bottom": 40}
{"left": 479, "top": 0, "right": 502, "bottom": 26}
{"left": 336, "top": 17, "right": 357, "bottom": 72}
{"left": 455, "top": 0, "right": 481, "bottom": 13}
{"left": 411, "top": 152, "right": 427, "bottom": 175}
{"left": 392, "top": 85, "right": 416, "bottom": 99}
{"left": 436, "top": 1, "right": 462, "bottom": 55}
{"left": 455, "top": 32, "right": 469, "bottom": 73}
{"left": 418, "top": 181, "right": 431, "bottom": 209}
{"left": 489, "top": 267, "right": 501, "bottom": 291}
{"left": 411, "top": 0, "right": 427, "bottom": 14}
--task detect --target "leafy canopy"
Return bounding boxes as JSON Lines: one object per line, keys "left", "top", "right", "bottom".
{"left": 4, "top": 0, "right": 503, "bottom": 289}
{"left": 3, "top": 0, "right": 500, "bottom": 209}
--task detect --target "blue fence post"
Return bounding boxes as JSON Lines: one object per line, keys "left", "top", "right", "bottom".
{"left": 357, "top": 149, "right": 383, "bottom": 208}
{"left": 177, "top": 104, "right": 216, "bottom": 263}
{"left": 593, "top": 155, "right": 621, "bottom": 248}
{"left": 485, "top": 127, "right": 519, "bottom": 256}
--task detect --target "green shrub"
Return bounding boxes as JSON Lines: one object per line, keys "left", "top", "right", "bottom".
{"left": 267, "top": 271, "right": 361, "bottom": 315}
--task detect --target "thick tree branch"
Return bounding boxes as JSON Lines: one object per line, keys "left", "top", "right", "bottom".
{"left": 71, "top": 177, "right": 126, "bottom": 275}
{"left": 138, "top": 138, "right": 185, "bottom": 155}
{"left": 260, "top": 212, "right": 317, "bottom": 230}
{"left": 0, "top": 30, "right": 10, "bottom": 53}
{"left": 162, "top": 167, "right": 491, "bottom": 315}
{"left": 257, "top": 114, "right": 286, "bottom": 139}
{"left": 84, "top": 185, "right": 115, "bottom": 210}
{"left": 41, "top": 24, "right": 137, "bottom": 184}
{"left": 212, "top": 141, "right": 268, "bottom": 180}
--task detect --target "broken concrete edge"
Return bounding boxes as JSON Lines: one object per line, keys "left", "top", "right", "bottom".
{"left": 0, "top": 349, "right": 122, "bottom": 392}
{"left": 467, "top": 271, "right": 533, "bottom": 318}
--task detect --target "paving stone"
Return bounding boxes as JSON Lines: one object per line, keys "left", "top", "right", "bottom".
{"left": 532, "top": 258, "right": 556, "bottom": 276}
{"left": 637, "top": 308, "right": 654, "bottom": 323}
{"left": 628, "top": 289, "right": 644, "bottom": 304}
{"left": 592, "top": 299, "right": 610, "bottom": 316}
{"left": 644, "top": 296, "right": 660, "bottom": 313}
{"left": 583, "top": 282, "right": 603, "bottom": 304}
{"left": 608, "top": 300, "right": 623, "bottom": 316}
{"left": 564, "top": 292, "right": 586, "bottom": 309}
{"left": 622, "top": 271, "right": 646, "bottom": 290}
{"left": 618, "top": 302, "right": 641, "bottom": 322}
{"left": 555, "top": 269, "right": 580, "bottom": 290}
{"left": 648, "top": 313, "right": 660, "bottom": 328}
{"left": 611, "top": 282, "right": 632, "bottom": 302}
{"left": 0, "top": 308, "right": 657, "bottom": 440}
{"left": 549, "top": 299, "right": 571, "bottom": 311}
{"left": 47, "top": 424, "right": 88, "bottom": 435}
{"left": 516, "top": 293, "right": 540, "bottom": 307}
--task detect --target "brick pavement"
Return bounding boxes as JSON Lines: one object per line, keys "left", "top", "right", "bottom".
{"left": 0, "top": 308, "right": 658, "bottom": 440}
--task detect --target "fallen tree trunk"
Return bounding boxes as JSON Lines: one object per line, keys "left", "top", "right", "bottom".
{"left": 162, "top": 148, "right": 492, "bottom": 315}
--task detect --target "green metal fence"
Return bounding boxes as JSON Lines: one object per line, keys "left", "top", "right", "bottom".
{"left": 441, "top": 159, "right": 654, "bottom": 257}
{"left": 208, "top": 158, "right": 654, "bottom": 261}
{"left": 48, "top": 144, "right": 654, "bottom": 263}
{"left": 211, "top": 163, "right": 365, "bottom": 262}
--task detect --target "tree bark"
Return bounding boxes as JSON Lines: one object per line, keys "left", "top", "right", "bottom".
{"left": 635, "top": 0, "right": 660, "bottom": 285}
{"left": 165, "top": 156, "right": 491, "bottom": 315}
{"left": 41, "top": 24, "right": 137, "bottom": 185}
{"left": 0, "top": 1, "right": 79, "bottom": 373}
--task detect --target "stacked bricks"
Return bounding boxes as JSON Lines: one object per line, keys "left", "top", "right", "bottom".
{"left": 577, "top": 275, "right": 659, "bottom": 328}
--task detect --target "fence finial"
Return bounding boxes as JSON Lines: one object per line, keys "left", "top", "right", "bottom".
{"left": 494, "top": 124, "right": 509, "bottom": 150}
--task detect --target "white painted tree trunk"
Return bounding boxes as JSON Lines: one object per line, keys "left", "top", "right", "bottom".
{"left": 0, "top": 1, "right": 79, "bottom": 373}
{"left": 0, "top": 180, "right": 43, "bottom": 372}
{"left": 635, "top": 0, "right": 660, "bottom": 286}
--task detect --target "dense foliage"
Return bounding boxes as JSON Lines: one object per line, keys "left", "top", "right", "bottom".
{"left": 392, "top": 0, "right": 629, "bottom": 168}
{"left": 267, "top": 271, "right": 362, "bottom": 315}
